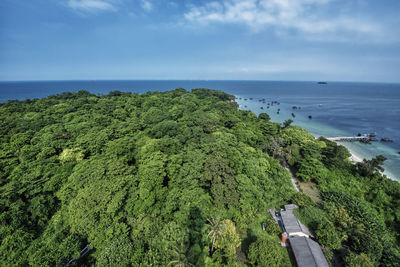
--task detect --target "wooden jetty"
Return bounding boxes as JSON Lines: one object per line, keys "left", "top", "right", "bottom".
{"left": 327, "top": 136, "right": 371, "bottom": 142}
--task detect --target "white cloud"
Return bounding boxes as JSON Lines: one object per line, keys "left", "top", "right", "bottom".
{"left": 168, "top": 2, "right": 178, "bottom": 8}
{"left": 184, "top": 0, "right": 385, "bottom": 42}
{"left": 66, "top": 0, "right": 155, "bottom": 13}
{"left": 67, "top": 0, "right": 117, "bottom": 12}
{"left": 184, "top": 0, "right": 329, "bottom": 29}
{"left": 140, "top": 0, "right": 153, "bottom": 11}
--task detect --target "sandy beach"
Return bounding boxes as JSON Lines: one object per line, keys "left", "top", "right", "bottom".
{"left": 348, "top": 149, "right": 363, "bottom": 163}
{"left": 330, "top": 141, "right": 364, "bottom": 163}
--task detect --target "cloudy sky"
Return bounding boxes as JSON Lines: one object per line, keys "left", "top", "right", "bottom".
{"left": 1, "top": 0, "right": 399, "bottom": 82}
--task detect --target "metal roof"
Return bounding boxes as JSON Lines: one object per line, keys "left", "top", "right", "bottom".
{"left": 290, "top": 236, "right": 329, "bottom": 267}
{"left": 280, "top": 209, "right": 311, "bottom": 236}
{"left": 284, "top": 204, "right": 299, "bottom": 210}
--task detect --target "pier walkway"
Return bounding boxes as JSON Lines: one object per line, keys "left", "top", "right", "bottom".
{"left": 327, "top": 136, "right": 370, "bottom": 142}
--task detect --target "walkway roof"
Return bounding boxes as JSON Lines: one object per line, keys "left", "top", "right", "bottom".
{"left": 290, "top": 236, "right": 329, "bottom": 267}
{"left": 280, "top": 209, "right": 311, "bottom": 236}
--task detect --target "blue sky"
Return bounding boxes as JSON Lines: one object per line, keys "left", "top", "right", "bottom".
{"left": 1, "top": 0, "right": 400, "bottom": 82}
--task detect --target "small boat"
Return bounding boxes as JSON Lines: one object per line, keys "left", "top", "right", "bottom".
{"left": 381, "top": 137, "right": 393, "bottom": 142}
{"left": 318, "top": 81, "right": 328, "bottom": 84}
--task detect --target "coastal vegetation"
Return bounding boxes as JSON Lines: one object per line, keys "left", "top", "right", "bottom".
{"left": 0, "top": 89, "right": 399, "bottom": 266}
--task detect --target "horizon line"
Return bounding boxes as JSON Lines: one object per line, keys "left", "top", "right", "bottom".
{"left": 1, "top": 79, "right": 399, "bottom": 85}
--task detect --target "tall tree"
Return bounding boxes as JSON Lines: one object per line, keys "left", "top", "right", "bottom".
{"left": 168, "top": 242, "right": 193, "bottom": 267}
{"left": 206, "top": 217, "right": 224, "bottom": 254}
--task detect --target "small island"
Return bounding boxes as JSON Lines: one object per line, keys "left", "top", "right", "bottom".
{"left": 0, "top": 89, "right": 399, "bottom": 266}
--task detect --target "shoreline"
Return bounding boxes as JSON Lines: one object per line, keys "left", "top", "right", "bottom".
{"left": 347, "top": 149, "right": 364, "bottom": 163}
{"left": 312, "top": 133, "right": 364, "bottom": 163}
{"left": 338, "top": 142, "right": 396, "bottom": 179}
{"left": 236, "top": 96, "right": 399, "bottom": 181}
{"left": 312, "top": 133, "right": 398, "bottom": 180}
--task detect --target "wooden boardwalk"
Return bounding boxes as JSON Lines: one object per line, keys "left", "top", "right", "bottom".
{"left": 327, "top": 136, "right": 371, "bottom": 142}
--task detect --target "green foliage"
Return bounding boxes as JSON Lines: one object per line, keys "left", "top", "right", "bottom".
{"left": 202, "top": 156, "right": 239, "bottom": 208}
{"left": 207, "top": 217, "right": 224, "bottom": 254}
{"left": 0, "top": 229, "right": 33, "bottom": 266}
{"left": 348, "top": 228, "right": 383, "bottom": 263}
{"left": 315, "top": 220, "right": 342, "bottom": 249}
{"left": 319, "top": 137, "right": 351, "bottom": 169}
{"left": 0, "top": 89, "right": 296, "bottom": 266}
{"left": 1, "top": 88, "right": 399, "bottom": 266}
{"left": 168, "top": 241, "right": 193, "bottom": 267}
{"left": 151, "top": 120, "right": 179, "bottom": 138}
{"left": 321, "top": 192, "right": 385, "bottom": 236}
{"left": 263, "top": 216, "right": 282, "bottom": 236}
{"left": 296, "top": 156, "right": 325, "bottom": 182}
{"left": 295, "top": 206, "right": 329, "bottom": 231}
{"left": 279, "top": 126, "right": 400, "bottom": 265}
{"left": 59, "top": 148, "right": 84, "bottom": 163}
{"left": 96, "top": 236, "right": 134, "bottom": 267}
{"left": 214, "top": 219, "right": 241, "bottom": 262}
{"left": 282, "top": 119, "right": 293, "bottom": 129}
{"left": 356, "top": 155, "right": 387, "bottom": 177}
{"left": 248, "top": 236, "right": 285, "bottom": 267}
{"left": 290, "top": 192, "right": 315, "bottom": 207}
{"left": 380, "top": 245, "right": 400, "bottom": 267}
{"left": 258, "top": 113, "right": 271, "bottom": 121}
{"left": 343, "top": 251, "right": 373, "bottom": 267}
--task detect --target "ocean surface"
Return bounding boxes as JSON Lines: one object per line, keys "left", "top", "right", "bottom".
{"left": 1, "top": 80, "right": 399, "bottom": 180}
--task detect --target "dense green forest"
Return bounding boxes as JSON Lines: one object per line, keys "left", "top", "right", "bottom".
{"left": 0, "top": 88, "right": 399, "bottom": 266}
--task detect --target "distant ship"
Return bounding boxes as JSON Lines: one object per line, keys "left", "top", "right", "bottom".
{"left": 318, "top": 81, "right": 328, "bottom": 84}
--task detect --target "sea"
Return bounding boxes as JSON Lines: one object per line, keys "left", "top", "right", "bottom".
{"left": 1, "top": 80, "right": 399, "bottom": 181}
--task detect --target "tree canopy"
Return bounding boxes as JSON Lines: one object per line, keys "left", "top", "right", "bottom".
{"left": 1, "top": 88, "right": 399, "bottom": 266}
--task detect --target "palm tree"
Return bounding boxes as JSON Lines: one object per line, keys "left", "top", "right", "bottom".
{"left": 206, "top": 217, "right": 224, "bottom": 254}
{"left": 282, "top": 119, "right": 293, "bottom": 129}
{"left": 356, "top": 155, "right": 387, "bottom": 177}
{"left": 168, "top": 242, "right": 193, "bottom": 267}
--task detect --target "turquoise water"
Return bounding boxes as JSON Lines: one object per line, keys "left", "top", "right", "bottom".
{"left": 235, "top": 91, "right": 400, "bottom": 180}
{"left": 1, "top": 80, "right": 399, "bottom": 180}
